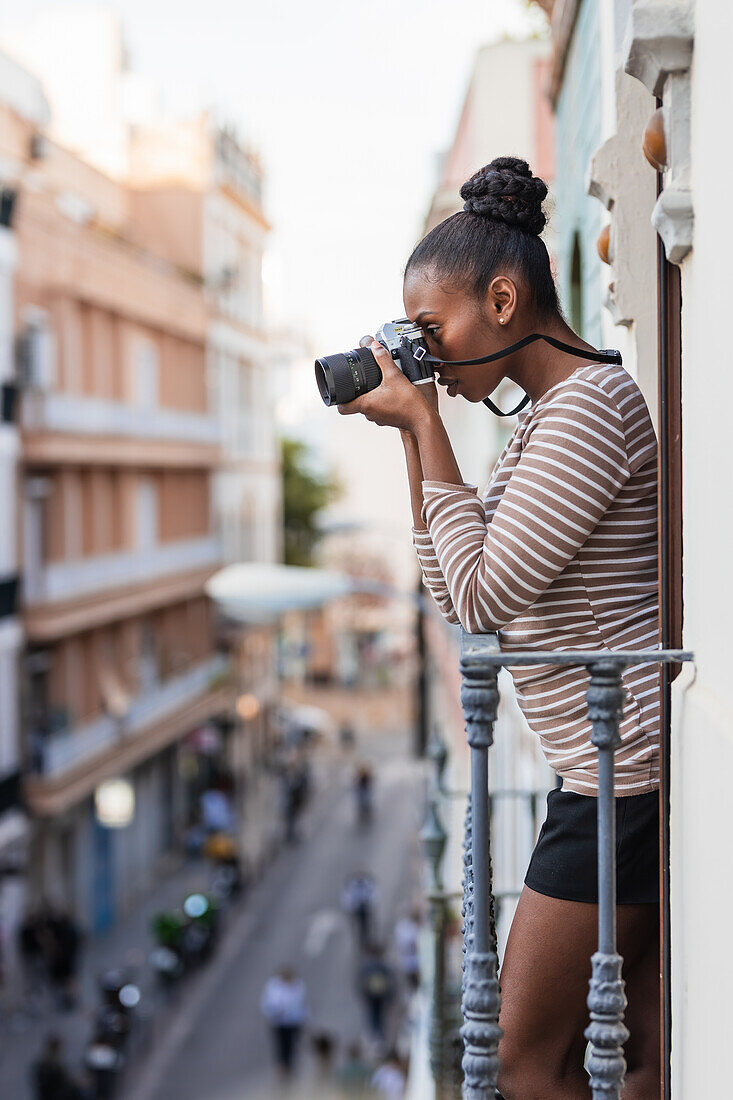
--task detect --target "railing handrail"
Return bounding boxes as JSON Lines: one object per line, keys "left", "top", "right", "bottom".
{"left": 460, "top": 633, "right": 692, "bottom": 669}
{"left": 454, "top": 628, "right": 694, "bottom": 1099}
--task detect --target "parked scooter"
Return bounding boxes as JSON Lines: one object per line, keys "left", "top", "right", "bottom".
{"left": 84, "top": 970, "right": 140, "bottom": 1098}
{"left": 150, "top": 893, "right": 220, "bottom": 986}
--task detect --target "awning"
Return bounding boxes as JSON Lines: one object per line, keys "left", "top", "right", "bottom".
{"left": 205, "top": 562, "right": 354, "bottom": 624}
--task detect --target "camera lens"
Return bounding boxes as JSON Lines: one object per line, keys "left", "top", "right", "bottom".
{"left": 315, "top": 347, "right": 383, "bottom": 406}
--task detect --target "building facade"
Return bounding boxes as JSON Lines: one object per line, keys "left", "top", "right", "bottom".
{"left": 0, "top": 16, "right": 283, "bottom": 934}
{"left": 128, "top": 114, "right": 282, "bottom": 818}
{"left": 6, "top": 106, "right": 234, "bottom": 931}
{"left": 127, "top": 114, "right": 281, "bottom": 568}
{"left": 0, "top": 51, "right": 49, "bottom": 1005}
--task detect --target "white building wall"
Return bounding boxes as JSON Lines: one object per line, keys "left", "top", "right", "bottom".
{"left": 0, "top": 55, "right": 47, "bottom": 1004}
{"left": 671, "top": 0, "right": 733, "bottom": 1091}
{"left": 0, "top": 8, "right": 132, "bottom": 179}
{"left": 427, "top": 39, "right": 554, "bottom": 488}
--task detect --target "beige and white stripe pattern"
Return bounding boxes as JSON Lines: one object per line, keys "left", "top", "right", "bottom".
{"left": 413, "top": 363, "right": 659, "bottom": 796}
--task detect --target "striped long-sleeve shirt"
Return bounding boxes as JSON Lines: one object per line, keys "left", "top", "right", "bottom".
{"left": 413, "top": 363, "right": 660, "bottom": 796}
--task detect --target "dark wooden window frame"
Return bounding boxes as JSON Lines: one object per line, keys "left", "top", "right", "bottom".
{"left": 656, "top": 161, "right": 683, "bottom": 1100}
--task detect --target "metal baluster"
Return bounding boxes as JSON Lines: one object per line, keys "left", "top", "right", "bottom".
{"left": 462, "top": 794, "right": 473, "bottom": 990}
{"left": 585, "top": 659, "right": 630, "bottom": 1099}
{"left": 459, "top": 638, "right": 502, "bottom": 1099}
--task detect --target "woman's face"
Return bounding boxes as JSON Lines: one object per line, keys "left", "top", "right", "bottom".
{"left": 402, "top": 268, "right": 512, "bottom": 403}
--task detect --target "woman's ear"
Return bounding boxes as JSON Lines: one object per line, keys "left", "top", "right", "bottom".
{"left": 486, "top": 276, "right": 518, "bottom": 326}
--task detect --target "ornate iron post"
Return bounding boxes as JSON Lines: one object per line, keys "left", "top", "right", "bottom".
{"left": 421, "top": 795, "right": 448, "bottom": 1096}
{"left": 459, "top": 634, "right": 502, "bottom": 1099}
{"left": 461, "top": 794, "right": 473, "bottom": 988}
{"left": 453, "top": 637, "right": 692, "bottom": 1097}
{"left": 585, "top": 659, "right": 629, "bottom": 1099}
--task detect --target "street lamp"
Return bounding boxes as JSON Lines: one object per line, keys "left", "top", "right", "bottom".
{"left": 421, "top": 795, "right": 447, "bottom": 890}
{"left": 427, "top": 727, "right": 448, "bottom": 793}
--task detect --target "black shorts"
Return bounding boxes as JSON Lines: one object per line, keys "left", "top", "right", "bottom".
{"left": 524, "top": 787, "right": 659, "bottom": 905}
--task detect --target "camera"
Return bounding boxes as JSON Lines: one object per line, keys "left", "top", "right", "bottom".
{"left": 315, "top": 319, "right": 435, "bottom": 407}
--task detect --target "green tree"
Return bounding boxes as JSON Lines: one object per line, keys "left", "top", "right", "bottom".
{"left": 280, "top": 437, "right": 340, "bottom": 566}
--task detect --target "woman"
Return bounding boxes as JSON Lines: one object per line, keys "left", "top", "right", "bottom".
{"left": 338, "top": 157, "right": 660, "bottom": 1099}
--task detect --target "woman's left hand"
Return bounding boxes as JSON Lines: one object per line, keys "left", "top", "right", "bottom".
{"left": 337, "top": 338, "right": 438, "bottom": 432}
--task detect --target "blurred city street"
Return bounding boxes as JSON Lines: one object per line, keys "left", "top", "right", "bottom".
{"left": 1, "top": 714, "right": 426, "bottom": 1099}
{"left": 140, "top": 723, "right": 425, "bottom": 1100}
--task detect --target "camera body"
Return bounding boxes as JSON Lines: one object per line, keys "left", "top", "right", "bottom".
{"left": 315, "top": 318, "right": 435, "bottom": 407}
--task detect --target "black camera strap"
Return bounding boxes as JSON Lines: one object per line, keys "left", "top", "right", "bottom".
{"left": 406, "top": 333, "right": 623, "bottom": 417}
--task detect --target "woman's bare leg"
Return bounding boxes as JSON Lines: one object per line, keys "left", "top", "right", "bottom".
{"left": 496, "top": 886, "right": 659, "bottom": 1100}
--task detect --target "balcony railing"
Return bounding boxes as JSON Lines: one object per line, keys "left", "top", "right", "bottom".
{"left": 30, "top": 654, "right": 229, "bottom": 778}
{"left": 25, "top": 536, "right": 221, "bottom": 605}
{"left": 22, "top": 390, "right": 219, "bottom": 444}
{"left": 452, "top": 631, "right": 692, "bottom": 1100}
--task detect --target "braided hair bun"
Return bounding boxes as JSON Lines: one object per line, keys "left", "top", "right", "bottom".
{"left": 460, "top": 157, "right": 548, "bottom": 236}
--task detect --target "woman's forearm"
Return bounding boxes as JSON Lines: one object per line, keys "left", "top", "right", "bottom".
{"left": 411, "top": 406, "right": 464, "bottom": 486}
{"left": 401, "top": 430, "right": 428, "bottom": 530}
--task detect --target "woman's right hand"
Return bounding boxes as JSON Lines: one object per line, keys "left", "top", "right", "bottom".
{"left": 358, "top": 337, "right": 439, "bottom": 438}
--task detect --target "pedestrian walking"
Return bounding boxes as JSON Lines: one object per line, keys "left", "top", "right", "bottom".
{"left": 339, "top": 723, "right": 356, "bottom": 751}
{"left": 342, "top": 872, "right": 378, "bottom": 950}
{"left": 280, "top": 762, "right": 309, "bottom": 844}
{"left": 357, "top": 944, "right": 396, "bottom": 1044}
{"left": 371, "top": 1050, "right": 406, "bottom": 1098}
{"left": 394, "top": 910, "right": 421, "bottom": 993}
{"left": 32, "top": 1034, "right": 83, "bottom": 1100}
{"left": 260, "top": 966, "right": 308, "bottom": 1079}
{"left": 353, "top": 763, "right": 374, "bottom": 826}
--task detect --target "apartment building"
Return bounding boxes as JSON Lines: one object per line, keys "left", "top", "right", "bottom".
{"left": 129, "top": 114, "right": 281, "bottom": 784}
{"left": 6, "top": 104, "right": 233, "bottom": 931}
{"left": 0, "top": 52, "right": 49, "bottom": 999}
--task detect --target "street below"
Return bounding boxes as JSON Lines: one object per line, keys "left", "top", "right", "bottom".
{"left": 127, "top": 725, "right": 426, "bottom": 1100}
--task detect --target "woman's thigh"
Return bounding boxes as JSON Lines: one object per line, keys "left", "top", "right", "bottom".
{"left": 498, "top": 886, "right": 659, "bottom": 1076}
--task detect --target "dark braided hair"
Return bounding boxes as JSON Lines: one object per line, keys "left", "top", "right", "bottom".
{"left": 406, "top": 156, "right": 559, "bottom": 318}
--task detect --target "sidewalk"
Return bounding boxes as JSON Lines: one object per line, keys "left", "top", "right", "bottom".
{"left": 0, "top": 767, "right": 288, "bottom": 1099}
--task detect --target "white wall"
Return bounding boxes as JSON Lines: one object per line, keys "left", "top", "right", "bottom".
{"left": 671, "top": 0, "right": 733, "bottom": 1091}
{"left": 0, "top": 8, "right": 131, "bottom": 178}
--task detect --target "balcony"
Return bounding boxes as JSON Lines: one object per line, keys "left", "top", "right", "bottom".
{"left": 26, "top": 536, "right": 220, "bottom": 606}
{"left": 23, "top": 390, "right": 220, "bottom": 443}
{"left": 420, "top": 630, "right": 692, "bottom": 1100}
{"left": 24, "top": 536, "right": 221, "bottom": 640}
{"left": 22, "top": 391, "right": 221, "bottom": 467}
{"left": 26, "top": 654, "right": 232, "bottom": 815}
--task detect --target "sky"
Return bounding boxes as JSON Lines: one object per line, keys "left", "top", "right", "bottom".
{"left": 1, "top": 0, "right": 546, "bottom": 549}
{"left": 2, "top": 0, "right": 544, "bottom": 350}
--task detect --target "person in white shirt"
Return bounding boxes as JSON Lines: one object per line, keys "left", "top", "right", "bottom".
{"left": 260, "top": 966, "right": 308, "bottom": 1078}
{"left": 342, "top": 872, "right": 379, "bottom": 949}
{"left": 371, "top": 1052, "right": 406, "bottom": 1098}
{"left": 394, "top": 911, "right": 421, "bottom": 992}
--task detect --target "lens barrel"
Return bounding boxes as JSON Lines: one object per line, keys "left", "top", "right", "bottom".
{"left": 315, "top": 347, "right": 383, "bottom": 406}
